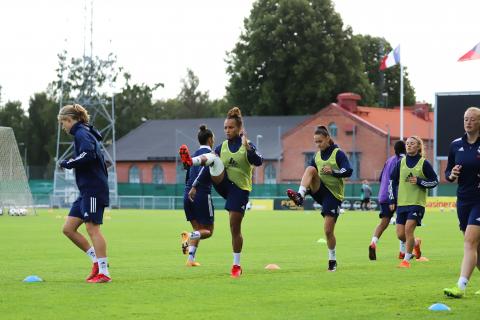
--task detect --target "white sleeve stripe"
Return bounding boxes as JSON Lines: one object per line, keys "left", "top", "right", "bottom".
{"left": 420, "top": 180, "right": 438, "bottom": 187}
{"left": 192, "top": 167, "right": 205, "bottom": 186}
{"left": 67, "top": 152, "right": 87, "bottom": 164}
{"left": 333, "top": 168, "right": 347, "bottom": 174}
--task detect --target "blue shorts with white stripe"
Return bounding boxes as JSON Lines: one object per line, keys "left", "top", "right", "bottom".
{"left": 69, "top": 196, "right": 106, "bottom": 224}
{"left": 183, "top": 191, "right": 214, "bottom": 226}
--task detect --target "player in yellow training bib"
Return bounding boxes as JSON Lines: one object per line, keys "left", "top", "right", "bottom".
{"left": 389, "top": 136, "right": 437, "bottom": 268}
{"left": 286, "top": 125, "right": 352, "bottom": 272}
{"left": 178, "top": 107, "right": 263, "bottom": 278}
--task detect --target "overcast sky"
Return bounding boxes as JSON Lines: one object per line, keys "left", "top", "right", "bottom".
{"left": 0, "top": 0, "right": 479, "bottom": 109}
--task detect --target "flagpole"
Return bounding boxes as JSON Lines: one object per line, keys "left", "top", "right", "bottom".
{"left": 400, "top": 61, "right": 404, "bottom": 140}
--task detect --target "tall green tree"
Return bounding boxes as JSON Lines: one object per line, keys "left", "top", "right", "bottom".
{"left": 354, "top": 35, "right": 416, "bottom": 107}
{"left": 176, "top": 69, "right": 211, "bottom": 118}
{"left": 226, "top": 0, "right": 375, "bottom": 115}
{"left": 0, "top": 100, "right": 27, "bottom": 144}
{"left": 26, "top": 93, "right": 58, "bottom": 177}
{"left": 114, "top": 73, "right": 163, "bottom": 138}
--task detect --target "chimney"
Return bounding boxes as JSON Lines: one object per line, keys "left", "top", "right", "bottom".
{"left": 337, "top": 92, "right": 361, "bottom": 113}
{"left": 412, "top": 103, "right": 430, "bottom": 121}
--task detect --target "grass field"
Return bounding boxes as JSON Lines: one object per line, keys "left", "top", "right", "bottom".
{"left": 1, "top": 208, "right": 479, "bottom": 319}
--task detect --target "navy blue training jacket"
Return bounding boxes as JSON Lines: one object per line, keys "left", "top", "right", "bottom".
{"left": 60, "top": 122, "right": 109, "bottom": 202}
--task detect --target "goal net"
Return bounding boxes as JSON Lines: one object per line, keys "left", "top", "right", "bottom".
{"left": 0, "top": 127, "right": 35, "bottom": 216}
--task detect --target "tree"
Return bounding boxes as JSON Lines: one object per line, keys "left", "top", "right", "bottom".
{"left": 226, "top": 0, "right": 375, "bottom": 115}
{"left": 49, "top": 50, "right": 122, "bottom": 103}
{"left": 176, "top": 69, "right": 211, "bottom": 118}
{"left": 0, "top": 100, "right": 27, "bottom": 144}
{"left": 354, "top": 35, "right": 416, "bottom": 107}
{"left": 25, "top": 93, "right": 58, "bottom": 177}
{"left": 114, "top": 73, "right": 163, "bottom": 138}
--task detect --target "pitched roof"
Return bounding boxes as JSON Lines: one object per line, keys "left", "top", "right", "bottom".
{"left": 112, "top": 116, "right": 309, "bottom": 161}
{"left": 355, "top": 106, "right": 434, "bottom": 140}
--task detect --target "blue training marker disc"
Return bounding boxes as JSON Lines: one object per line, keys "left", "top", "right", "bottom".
{"left": 428, "top": 303, "right": 451, "bottom": 311}
{"left": 23, "top": 275, "right": 43, "bottom": 282}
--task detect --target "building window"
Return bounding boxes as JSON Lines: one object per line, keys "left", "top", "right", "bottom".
{"left": 129, "top": 165, "right": 141, "bottom": 183}
{"left": 176, "top": 164, "right": 185, "bottom": 183}
{"left": 304, "top": 152, "right": 315, "bottom": 168}
{"left": 152, "top": 165, "right": 164, "bottom": 184}
{"left": 264, "top": 163, "right": 276, "bottom": 184}
{"left": 328, "top": 122, "right": 338, "bottom": 137}
{"left": 348, "top": 152, "right": 361, "bottom": 180}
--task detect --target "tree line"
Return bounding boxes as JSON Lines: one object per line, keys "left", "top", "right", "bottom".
{"left": 0, "top": 0, "right": 416, "bottom": 178}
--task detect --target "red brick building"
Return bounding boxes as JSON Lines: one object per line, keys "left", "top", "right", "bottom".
{"left": 113, "top": 92, "right": 442, "bottom": 185}
{"left": 281, "top": 93, "right": 435, "bottom": 183}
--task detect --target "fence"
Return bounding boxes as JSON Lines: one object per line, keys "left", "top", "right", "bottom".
{"left": 29, "top": 180, "right": 458, "bottom": 209}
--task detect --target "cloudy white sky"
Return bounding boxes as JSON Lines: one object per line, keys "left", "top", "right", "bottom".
{"left": 0, "top": 0, "right": 479, "bottom": 109}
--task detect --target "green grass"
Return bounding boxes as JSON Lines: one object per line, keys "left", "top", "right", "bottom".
{"left": 0, "top": 208, "right": 479, "bottom": 319}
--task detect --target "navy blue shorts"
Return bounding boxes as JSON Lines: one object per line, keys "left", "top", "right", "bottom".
{"left": 396, "top": 207, "right": 425, "bottom": 226}
{"left": 213, "top": 174, "right": 250, "bottom": 214}
{"left": 457, "top": 200, "right": 480, "bottom": 232}
{"left": 379, "top": 202, "right": 395, "bottom": 218}
{"left": 183, "top": 191, "right": 214, "bottom": 226}
{"left": 69, "top": 196, "right": 106, "bottom": 225}
{"left": 310, "top": 184, "right": 342, "bottom": 221}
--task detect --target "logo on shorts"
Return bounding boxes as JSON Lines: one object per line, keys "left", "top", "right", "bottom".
{"left": 241, "top": 205, "right": 245, "bottom": 210}
{"left": 476, "top": 217, "right": 480, "bottom": 222}
{"left": 84, "top": 212, "right": 89, "bottom": 218}
{"left": 458, "top": 147, "right": 464, "bottom": 152}
{"left": 412, "top": 212, "right": 417, "bottom": 217}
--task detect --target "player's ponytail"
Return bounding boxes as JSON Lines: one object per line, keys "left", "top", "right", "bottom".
{"left": 226, "top": 107, "right": 243, "bottom": 128}
{"left": 198, "top": 124, "right": 213, "bottom": 145}
{"left": 315, "top": 125, "right": 334, "bottom": 146}
{"left": 57, "top": 104, "right": 90, "bottom": 123}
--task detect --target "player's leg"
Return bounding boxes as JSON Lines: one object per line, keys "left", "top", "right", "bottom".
{"left": 63, "top": 197, "right": 99, "bottom": 279}
{"left": 178, "top": 144, "right": 225, "bottom": 185}
{"left": 404, "top": 219, "right": 417, "bottom": 262}
{"left": 444, "top": 203, "right": 470, "bottom": 297}
{"left": 83, "top": 197, "right": 111, "bottom": 283}
{"left": 369, "top": 203, "right": 394, "bottom": 260}
{"left": 287, "top": 166, "right": 320, "bottom": 206}
{"left": 229, "top": 210, "right": 244, "bottom": 277}
{"left": 396, "top": 217, "right": 410, "bottom": 267}
{"left": 324, "top": 215, "right": 337, "bottom": 271}
{"left": 185, "top": 220, "right": 214, "bottom": 267}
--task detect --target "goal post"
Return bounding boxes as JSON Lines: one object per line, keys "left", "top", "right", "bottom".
{"left": 0, "top": 127, "right": 36, "bottom": 216}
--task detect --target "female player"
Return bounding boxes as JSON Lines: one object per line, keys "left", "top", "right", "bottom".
{"left": 180, "top": 125, "right": 215, "bottom": 267}
{"left": 178, "top": 107, "right": 263, "bottom": 277}
{"left": 444, "top": 107, "right": 480, "bottom": 298}
{"left": 389, "top": 136, "right": 437, "bottom": 268}
{"left": 58, "top": 104, "right": 111, "bottom": 283}
{"left": 286, "top": 125, "right": 352, "bottom": 272}
{"left": 369, "top": 140, "right": 405, "bottom": 260}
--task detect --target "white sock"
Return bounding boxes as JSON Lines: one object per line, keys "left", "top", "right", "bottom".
{"left": 190, "top": 231, "right": 201, "bottom": 240}
{"left": 192, "top": 153, "right": 217, "bottom": 166}
{"left": 399, "top": 241, "right": 406, "bottom": 253}
{"left": 188, "top": 246, "right": 197, "bottom": 262}
{"left": 458, "top": 276, "right": 468, "bottom": 290}
{"left": 233, "top": 252, "right": 241, "bottom": 266}
{"left": 86, "top": 247, "right": 97, "bottom": 263}
{"left": 97, "top": 257, "right": 109, "bottom": 276}
{"left": 371, "top": 236, "right": 379, "bottom": 245}
{"left": 328, "top": 248, "right": 336, "bottom": 260}
{"left": 298, "top": 186, "right": 307, "bottom": 198}
{"left": 404, "top": 253, "right": 413, "bottom": 261}
{"left": 209, "top": 157, "right": 225, "bottom": 176}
